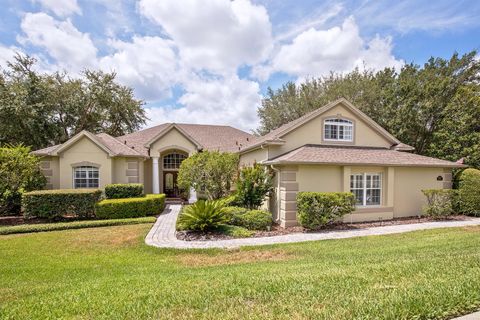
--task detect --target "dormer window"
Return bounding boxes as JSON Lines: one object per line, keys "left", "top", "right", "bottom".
{"left": 324, "top": 118, "right": 353, "bottom": 141}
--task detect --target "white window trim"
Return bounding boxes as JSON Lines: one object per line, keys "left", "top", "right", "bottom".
{"left": 351, "top": 173, "right": 382, "bottom": 207}
{"left": 162, "top": 152, "right": 187, "bottom": 170}
{"left": 324, "top": 118, "right": 354, "bottom": 142}
{"left": 72, "top": 166, "right": 100, "bottom": 189}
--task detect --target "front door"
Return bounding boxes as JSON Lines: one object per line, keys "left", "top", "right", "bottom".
{"left": 163, "top": 171, "right": 180, "bottom": 198}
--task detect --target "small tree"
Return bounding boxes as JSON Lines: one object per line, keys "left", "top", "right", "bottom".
{"left": 458, "top": 168, "right": 480, "bottom": 216}
{"left": 235, "top": 164, "right": 273, "bottom": 209}
{"left": 178, "top": 151, "right": 238, "bottom": 200}
{"left": 0, "top": 145, "right": 46, "bottom": 215}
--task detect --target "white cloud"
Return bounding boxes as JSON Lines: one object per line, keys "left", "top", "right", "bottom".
{"left": 18, "top": 13, "right": 97, "bottom": 72}
{"left": 255, "top": 17, "right": 403, "bottom": 80}
{"left": 34, "top": 0, "right": 81, "bottom": 17}
{"left": 0, "top": 45, "right": 21, "bottom": 69}
{"left": 99, "top": 36, "right": 178, "bottom": 101}
{"left": 138, "top": 0, "right": 273, "bottom": 74}
{"left": 145, "top": 75, "right": 261, "bottom": 131}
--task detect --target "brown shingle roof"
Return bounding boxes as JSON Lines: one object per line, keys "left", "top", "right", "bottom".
{"left": 263, "top": 145, "right": 464, "bottom": 168}
{"left": 118, "top": 123, "right": 253, "bottom": 156}
{"left": 32, "top": 132, "right": 143, "bottom": 157}
{"left": 32, "top": 144, "right": 60, "bottom": 156}
{"left": 95, "top": 133, "right": 143, "bottom": 157}
{"left": 33, "top": 124, "right": 252, "bottom": 158}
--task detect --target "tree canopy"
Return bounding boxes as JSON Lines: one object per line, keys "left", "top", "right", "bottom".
{"left": 0, "top": 54, "right": 147, "bottom": 150}
{"left": 0, "top": 144, "right": 46, "bottom": 215}
{"left": 177, "top": 151, "right": 239, "bottom": 200}
{"left": 257, "top": 51, "right": 480, "bottom": 168}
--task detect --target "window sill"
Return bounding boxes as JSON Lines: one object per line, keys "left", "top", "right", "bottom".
{"left": 354, "top": 206, "right": 393, "bottom": 213}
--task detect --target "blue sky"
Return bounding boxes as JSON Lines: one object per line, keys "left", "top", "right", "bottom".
{"left": 1, "top": 0, "right": 479, "bottom": 131}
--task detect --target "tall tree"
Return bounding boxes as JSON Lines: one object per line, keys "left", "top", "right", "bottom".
{"left": 0, "top": 54, "right": 147, "bottom": 150}
{"left": 257, "top": 51, "right": 480, "bottom": 168}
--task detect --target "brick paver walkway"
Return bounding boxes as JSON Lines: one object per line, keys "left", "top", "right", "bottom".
{"left": 145, "top": 204, "right": 480, "bottom": 249}
{"left": 452, "top": 311, "right": 480, "bottom": 320}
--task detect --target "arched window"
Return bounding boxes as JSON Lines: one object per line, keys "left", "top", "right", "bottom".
{"left": 324, "top": 118, "right": 353, "bottom": 141}
{"left": 163, "top": 152, "right": 187, "bottom": 170}
{"left": 73, "top": 166, "right": 99, "bottom": 188}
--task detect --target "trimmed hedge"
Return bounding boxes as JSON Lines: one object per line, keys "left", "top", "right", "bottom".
{"left": 297, "top": 192, "right": 355, "bottom": 229}
{"left": 0, "top": 217, "right": 156, "bottom": 235}
{"left": 223, "top": 206, "right": 248, "bottom": 222}
{"left": 23, "top": 189, "right": 102, "bottom": 219}
{"left": 223, "top": 206, "right": 272, "bottom": 230}
{"left": 233, "top": 209, "right": 272, "bottom": 230}
{"left": 458, "top": 168, "right": 480, "bottom": 216}
{"left": 105, "top": 184, "right": 144, "bottom": 199}
{"left": 95, "top": 194, "right": 166, "bottom": 219}
{"left": 422, "top": 189, "right": 456, "bottom": 218}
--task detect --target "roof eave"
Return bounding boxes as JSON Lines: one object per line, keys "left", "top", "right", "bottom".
{"left": 51, "top": 131, "right": 116, "bottom": 157}
{"left": 262, "top": 160, "right": 466, "bottom": 168}
{"left": 239, "top": 139, "right": 286, "bottom": 154}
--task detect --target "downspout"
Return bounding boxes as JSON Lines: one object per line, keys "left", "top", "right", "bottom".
{"left": 270, "top": 164, "right": 281, "bottom": 223}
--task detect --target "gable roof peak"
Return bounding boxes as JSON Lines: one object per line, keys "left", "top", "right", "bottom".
{"left": 240, "top": 98, "right": 403, "bottom": 153}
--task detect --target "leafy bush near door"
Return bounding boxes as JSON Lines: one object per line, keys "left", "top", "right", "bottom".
{"left": 104, "top": 183, "right": 144, "bottom": 199}
{"left": 95, "top": 194, "right": 166, "bottom": 219}
{"left": 22, "top": 189, "right": 102, "bottom": 219}
{"left": 0, "top": 145, "right": 47, "bottom": 215}
{"left": 235, "top": 164, "right": 273, "bottom": 209}
{"left": 422, "top": 189, "right": 456, "bottom": 218}
{"left": 177, "top": 151, "right": 238, "bottom": 200}
{"left": 297, "top": 192, "right": 356, "bottom": 229}
{"left": 457, "top": 168, "right": 480, "bottom": 216}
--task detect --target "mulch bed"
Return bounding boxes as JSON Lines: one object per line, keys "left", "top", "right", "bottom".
{"left": 0, "top": 215, "right": 78, "bottom": 226}
{"left": 176, "top": 215, "right": 469, "bottom": 241}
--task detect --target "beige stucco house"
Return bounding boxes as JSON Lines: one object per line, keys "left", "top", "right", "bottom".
{"left": 33, "top": 98, "right": 463, "bottom": 227}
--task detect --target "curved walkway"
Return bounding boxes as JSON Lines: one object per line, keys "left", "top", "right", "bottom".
{"left": 145, "top": 204, "right": 480, "bottom": 249}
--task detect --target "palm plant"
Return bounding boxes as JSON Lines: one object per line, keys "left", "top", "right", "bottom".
{"left": 176, "top": 200, "right": 228, "bottom": 232}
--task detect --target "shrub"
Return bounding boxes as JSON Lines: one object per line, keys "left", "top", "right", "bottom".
{"left": 422, "top": 189, "right": 456, "bottom": 218}
{"left": 218, "top": 194, "right": 241, "bottom": 207}
{"left": 233, "top": 209, "right": 272, "bottom": 230}
{"left": 176, "top": 200, "right": 228, "bottom": 232}
{"left": 104, "top": 183, "right": 144, "bottom": 199}
{"left": 95, "top": 194, "right": 166, "bottom": 219}
{"left": 0, "top": 145, "right": 46, "bottom": 215}
{"left": 235, "top": 164, "right": 273, "bottom": 209}
{"left": 223, "top": 206, "right": 248, "bottom": 223}
{"left": 0, "top": 217, "right": 156, "bottom": 235}
{"left": 217, "top": 225, "right": 254, "bottom": 238}
{"left": 297, "top": 192, "right": 355, "bottom": 229}
{"left": 23, "top": 189, "right": 102, "bottom": 219}
{"left": 457, "top": 168, "right": 480, "bottom": 216}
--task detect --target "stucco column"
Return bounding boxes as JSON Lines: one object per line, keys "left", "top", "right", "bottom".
{"left": 152, "top": 157, "right": 160, "bottom": 194}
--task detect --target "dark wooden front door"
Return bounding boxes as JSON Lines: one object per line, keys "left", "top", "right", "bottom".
{"left": 163, "top": 171, "right": 181, "bottom": 198}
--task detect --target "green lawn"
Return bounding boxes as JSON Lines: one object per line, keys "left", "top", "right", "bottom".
{"left": 1, "top": 223, "right": 480, "bottom": 319}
